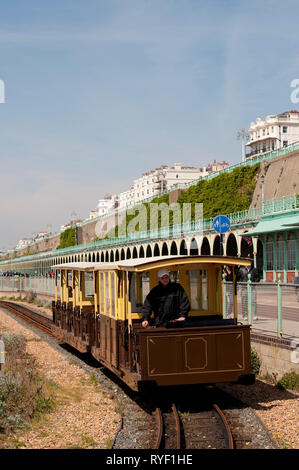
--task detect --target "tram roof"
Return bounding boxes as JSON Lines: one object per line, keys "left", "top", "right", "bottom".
{"left": 52, "top": 255, "right": 251, "bottom": 272}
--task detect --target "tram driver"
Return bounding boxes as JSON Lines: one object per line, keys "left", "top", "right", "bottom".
{"left": 141, "top": 268, "right": 190, "bottom": 328}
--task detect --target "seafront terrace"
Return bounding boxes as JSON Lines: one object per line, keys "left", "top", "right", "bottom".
{"left": 5, "top": 140, "right": 299, "bottom": 259}
{"left": 0, "top": 192, "right": 298, "bottom": 268}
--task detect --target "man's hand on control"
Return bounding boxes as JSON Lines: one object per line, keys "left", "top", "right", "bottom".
{"left": 142, "top": 320, "right": 149, "bottom": 328}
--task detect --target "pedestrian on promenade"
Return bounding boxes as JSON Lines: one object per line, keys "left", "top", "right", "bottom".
{"left": 237, "top": 262, "right": 260, "bottom": 320}
{"left": 223, "top": 266, "right": 234, "bottom": 317}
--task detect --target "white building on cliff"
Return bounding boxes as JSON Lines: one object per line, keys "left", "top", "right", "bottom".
{"left": 246, "top": 110, "right": 299, "bottom": 159}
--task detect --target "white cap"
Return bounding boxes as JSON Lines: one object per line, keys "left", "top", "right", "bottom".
{"left": 157, "top": 268, "right": 170, "bottom": 278}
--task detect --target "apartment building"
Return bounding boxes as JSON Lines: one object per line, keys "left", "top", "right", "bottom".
{"left": 96, "top": 194, "right": 118, "bottom": 216}
{"left": 246, "top": 110, "right": 299, "bottom": 159}
{"left": 15, "top": 238, "right": 34, "bottom": 250}
{"left": 118, "top": 161, "right": 228, "bottom": 208}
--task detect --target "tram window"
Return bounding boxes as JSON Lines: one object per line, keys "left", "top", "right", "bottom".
{"left": 84, "top": 272, "right": 94, "bottom": 298}
{"left": 100, "top": 272, "right": 105, "bottom": 312}
{"left": 141, "top": 272, "right": 150, "bottom": 302}
{"left": 134, "top": 272, "right": 149, "bottom": 307}
{"left": 130, "top": 272, "right": 150, "bottom": 312}
{"left": 169, "top": 270, "right": 179, "bottom": 283}
{"left": 187, "top": 270, "right": 208, "bottom": 311}
{"left": 215, "top": 268, "right": 221, "bottom": 312}
{"left": 55, "top": 271, "right": 61, "bottom": 299}
{"left": 187, "top": 270, "right": 200, "bottom": 310}
{"left": 67, "top": 271, "right": 73, "bottom": 298}
{"left": 201, "top": 270, "right": 208, "bottom": 311}
{"left": 55, "top": 270, "right": 60, "bottom": 286}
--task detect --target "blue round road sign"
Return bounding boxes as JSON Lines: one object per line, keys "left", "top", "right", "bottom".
{"left": 213, "top": 215, "right": 231, "bottom": 234}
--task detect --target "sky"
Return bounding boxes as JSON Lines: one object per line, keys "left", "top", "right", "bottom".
{"left": 0, "top": 0, "right": 299, "bottom": 249}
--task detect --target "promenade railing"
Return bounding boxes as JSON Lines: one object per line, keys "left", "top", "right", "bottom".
{"left": 45, "top": 193, "right": 299, "bottom": 253}
{"left": 223, "top": 277, "right": 299, "bottom": 339}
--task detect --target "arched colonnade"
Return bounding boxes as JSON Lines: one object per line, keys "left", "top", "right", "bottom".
{"left": 51, "top": 230, "right": 257, "bottom": 267}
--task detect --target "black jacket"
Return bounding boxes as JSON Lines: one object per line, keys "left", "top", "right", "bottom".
{"left": 249, "top": 266, "right": 260, "bottom": 282}
{"left": 142, "top": 282, "right": 190, "bottom": 326}
{"left": 237, "top": 266, "right": 260, "bottom": 283}
{"left": 224, "top": 268, "right": 233, "bottom": 282}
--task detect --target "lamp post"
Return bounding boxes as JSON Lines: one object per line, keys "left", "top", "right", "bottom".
{"left": 237, "top": 128, "right": 249, "bottom": 163}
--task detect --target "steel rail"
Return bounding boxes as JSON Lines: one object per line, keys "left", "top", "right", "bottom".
{"left": 213, "top": 403, "right": 235, "bottom": 449}
{"left": 0, "top": 300, "right": 54, "bottom": 337}
{"left": 154, "top": 407, "right": 163, "bottom": 449}
{"left": 154, "top": 403, "right": 182, "bottom": 449}
{"left": 171, "top": 403, "right": 181, "bottom": 449}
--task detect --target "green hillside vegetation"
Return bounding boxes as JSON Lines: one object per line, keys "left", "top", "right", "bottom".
{"left": 178, "top": 163, "right": 260, "bottom": 219}
{"left": 57, "top": 227, "right": 76, "bottom": 249}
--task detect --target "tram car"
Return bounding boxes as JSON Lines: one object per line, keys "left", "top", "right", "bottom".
{"left": 52, "top": 255, "right": 255, "bottom": 390}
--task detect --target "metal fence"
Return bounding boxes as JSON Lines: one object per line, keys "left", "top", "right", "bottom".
{"left": 223, "top": 281, "right": 299, "bottom": 338}
{"left": 0, "top": 276, "right": 55, "bottom": 297}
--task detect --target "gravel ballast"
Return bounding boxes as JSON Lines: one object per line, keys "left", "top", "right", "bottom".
{"left": 0, "top": 307, "right": 121, "bottom": 449}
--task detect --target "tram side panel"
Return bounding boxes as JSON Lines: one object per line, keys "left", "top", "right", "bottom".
{"left": 52, "top": 301, "right": 91, "bottom": 353}
{"left": 52, "top": 307, "right": 253, "bottom": 390}
{"left": 52, "top": 297, "right": 134, "bottom": 385}
{"left": 137, "top": 324, "right": 253, "bottom": 387}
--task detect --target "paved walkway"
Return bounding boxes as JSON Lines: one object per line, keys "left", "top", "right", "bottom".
{"left": 240, "top": 315, "right": 299, "bottom": 340}
{"left": 224, "top": 283, "right": 299, "bottom": 340}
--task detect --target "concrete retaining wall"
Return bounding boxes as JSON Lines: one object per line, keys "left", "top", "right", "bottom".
{"left": 3, "top": 233, "right": 61, "bottom": 260}
{"left": 251, "top": 332, "right": 299, "bottom": 379}
{"left": 250, "top": 149, "right": 299, "bottom": 209}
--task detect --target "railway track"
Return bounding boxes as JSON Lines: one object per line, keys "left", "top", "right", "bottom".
{"left": 153, "top": 400, "right": 234, "bottom": 449}
{"left": 0, "top": 300, "right": 54, "bottom": 337}
{"left": 154, "top": 403, "right": 182, "bottom": 449}
{"left": 0, "top": 300, "right": 274, "bottom": 450}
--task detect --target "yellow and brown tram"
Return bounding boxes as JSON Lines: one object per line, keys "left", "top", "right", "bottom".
{"left": 52, "top": 255, "right": 254, "bottom": 390}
